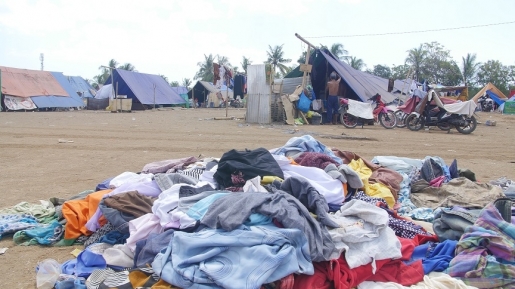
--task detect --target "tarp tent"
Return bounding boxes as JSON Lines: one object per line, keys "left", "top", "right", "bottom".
{"left": 285, "top": 49, "right": 402, "bottom": 104}
{"left": 171, "top": 86, "right": 190, "bottom": 107}
{"left": 66, "top": 76, "right": 96, "bottom": 98}
{"left": 0, "top": 66, "right": 84, "bottom": 110}
{"left": 104, "top": 69, "right": 185, "bottom": 109}
{"left": 187, "top": 81, "right": 218, "bottom": 105}
{"left": 471, "top": 83, "right": 509, "bottom": 104}
{"left": 499, "top": 95, "right": 515, "bottom": 114}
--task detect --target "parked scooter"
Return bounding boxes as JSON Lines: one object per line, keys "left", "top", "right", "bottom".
{"left": 405, "top": 90, "right": 477, "bottom": 134}
{"left": 394, "top": 94, "right": 423, "bottom": 128}
{"left": 338, "top": 93, "right": 397, "bottom": 129}
{"left": 477, "top": 95, "right": 494, "bottom": 112}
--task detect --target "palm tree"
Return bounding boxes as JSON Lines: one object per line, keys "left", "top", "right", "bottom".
{"left": 266, "top": 44, "right": 292, "bottom": 77}
{"left": 194, "top": 54, "right": 215, "bottom": 82}
{"left": 241, "top": 56, "right": 252, "bottom": 74}
{"left": 461, "top": 53, "right": 480, "bottom": 86}
{"left": 118, "top": 63, "right": 136, "bottom": 71}
{"left": 216, "top": 55, "right": 231, "bottom": 67}
{"left": 159, "top": 74, "right": 169, "bottom": 83}
{"left": 348, "top": 56, "right": 365, "bottom": 71}
{"left": 170, "top": 81, "right": 180, "bottom": 87}
{"left": 330, "top": 43, "right": 348, "bottom": 60}
{"left": 405, "top": 44, "right": 427, "bottom": 81}
{"left": 181, "top": 78, "right": 192, "bottom": 89}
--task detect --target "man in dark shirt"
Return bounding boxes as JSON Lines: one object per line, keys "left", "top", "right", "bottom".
{"left": 326, "top": 72, "right": 341, "bottom": 125}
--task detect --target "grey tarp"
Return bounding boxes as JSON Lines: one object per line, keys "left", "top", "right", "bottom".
{"left": 319, "top": 50, "right": 401, "bottom": 103}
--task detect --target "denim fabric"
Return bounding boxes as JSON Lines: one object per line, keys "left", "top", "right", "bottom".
{"left": 152, "top": 225, "right": 313, "bottom": 289}
{"left": 433, "top": 207, "right": 481, "bottom": 241}
{"left": 326, "top": 95, "right": 339, "bottom": 124}
{"left": 98, "top": 200, "right": 134, "bottom": 234}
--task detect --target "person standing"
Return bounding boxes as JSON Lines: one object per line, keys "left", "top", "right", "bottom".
{"left": 326, "top": 72, "right": 341, "bottom": 125}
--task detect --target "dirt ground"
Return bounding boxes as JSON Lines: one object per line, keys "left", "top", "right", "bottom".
{"left": 0, "top": 108, "right": 514, "bottom": 288}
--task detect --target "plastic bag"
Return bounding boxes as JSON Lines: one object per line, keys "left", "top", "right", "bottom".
{"left": 297, "top": 92, "right": 311, "bottom": 113}
{"left": 36, "top": 259, "right": 61, "bottom": 289}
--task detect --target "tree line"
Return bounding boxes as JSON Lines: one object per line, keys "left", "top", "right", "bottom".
{"left": 88, "top": 41, "right": 515, "bottom": 96}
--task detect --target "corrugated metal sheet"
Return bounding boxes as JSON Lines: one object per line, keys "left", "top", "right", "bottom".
{"left": 0, "top": 66, "right": 69, "bottom": 98}
{"left": 246, "top": 65, "right": 271, "bottom": 123}
{"left": 272, "top": 77, "right": 308, "bottom": 94}
{"left": 67, "top": 76, "right": 96, "bottom": 98}
{"left": 247, "top": 94, "right": 271, "bottom": 124}
{"left": 105, "top": 69, "right": 185, "bottom": 105}
{"left": 247, "top": 65, "right": 269, "bottom": 95}
{"left": 31, "top": 72, "right": 86, "bottom": 108}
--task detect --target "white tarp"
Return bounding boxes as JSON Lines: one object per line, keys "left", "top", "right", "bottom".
{"left": 347, "top": 99, "right": 374, "bottom": 119}
{"left": 94, "top": 84, "right": 114, "bottom": 99}
{"left": 4, "top": 95, "right": 37, "bottom": 110}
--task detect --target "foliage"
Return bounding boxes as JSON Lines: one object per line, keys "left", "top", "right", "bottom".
{"left": 390, "top": 64, "right": 411, "bottom": 80}
{"left": 476, "top": 60, "right": 515, "bottom": 94}
{"left": 181, "top": 78, "right": 192, "bottom": 89}
{"left": 241, "top": 56, "right": 252, "bottom": 74}
{"left": 118, "top": 63, "right": 136, "bottom": 71}
{"left": 461, "top": 53, "right": 480, "bottom": 86}
{"left": 347, "top": 56, "right": 365, "bottom": 71}
{"left": 159, "top": 74, "right": 169, "bottom": 83}
{"left": 194, "top": 54, "right": 215, "bottom": 82}
{"left": 366, "top": 64, "right": 392, "bottom": 78}
{"left": 405, "top": 44, "right": 427, "bottom": 81}
{"left": 265, "top": 44, "right": 292, "bottom": 76}
{"left": 170, "top": 81, "right": 180, "bottom": 87}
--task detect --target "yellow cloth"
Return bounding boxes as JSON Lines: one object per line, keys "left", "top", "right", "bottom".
{"left": 261, "top": 176, "right": 284, "bottom": 185}
{"left": 348, "top": 159, "right": 395, "bottom": 208}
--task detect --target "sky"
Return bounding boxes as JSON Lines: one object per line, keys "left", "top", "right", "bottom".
{"left": 1, "top": 0, "right": 514, "bottom": 84}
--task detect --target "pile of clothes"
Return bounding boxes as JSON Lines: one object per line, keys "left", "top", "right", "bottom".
{"left": 1, "top": 135, "right": 514, "bottom": 289}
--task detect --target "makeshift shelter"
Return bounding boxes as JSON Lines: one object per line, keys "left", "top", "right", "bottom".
{"left": 171, "top": 86, "right": 190, "bottom": 107}
{"left": 187, "top": 81, "right": 233, "bottom": 108}
{"left": 471, "top": 83, "right": 509, "bottom": 105}
{"left": 500, "top": 95, "right": 515, "bottom": 114}
{"left": 0, "top": 66, "right": 85, "bottom": 110}
{"left": 284, "top": 49, "right": 403, "bottom": 104}
{"left": 104, "top": 69, "right": 185, "bottom": 110}
{"left": 66, "top": 76, "right": 96, "bottom": 98}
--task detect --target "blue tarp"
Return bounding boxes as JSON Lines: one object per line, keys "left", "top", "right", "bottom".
{"left": 486, "top": 90, "right": 506, "bottom": 106}
{"left": 105, "top": 69, "right": 185, "bottom": 105}
{"left": 67, "top": 76, "right": 96, "bottom": 98}
{"left": 30, "top": 72, "right": 86, "bottom": 108}
{"left": 171, "top": 86, "right": 189, "bottom": 95}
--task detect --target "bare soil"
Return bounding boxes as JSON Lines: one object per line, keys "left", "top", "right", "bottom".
{"left": 0, "top": 108, "right": 513, "bottom": 288}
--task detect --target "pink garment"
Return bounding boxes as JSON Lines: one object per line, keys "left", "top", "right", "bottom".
{"left": 126, "top": 213, "right": 164, "bottom": 252}
{"left": 141, "top": 156, "right": 198, "bottom": 174}
{"left": 429, "top": 176, "right": 445, "bottom": 187}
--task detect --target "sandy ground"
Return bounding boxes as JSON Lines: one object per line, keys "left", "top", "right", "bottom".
{"left": 0, "top": 108, "right": 514, "bottom": 288}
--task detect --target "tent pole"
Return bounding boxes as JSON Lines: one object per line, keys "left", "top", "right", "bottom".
{"left": 226, "top": 80, "right": 229, "bottom": 117}
{"left": 153, "top": 84, "right": 156, "bottom": 110}
{"left": 192, "top": 84, "right": 195, "bottom": 109}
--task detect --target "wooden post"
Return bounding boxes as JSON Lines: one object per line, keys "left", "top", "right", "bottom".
{"left": 153, "top": 83, "right": 156, "bottom": 110}
{"left": 192, "top": 84, "right": 195, "bottom": 109}
{"left": 301, "top": 45, "right": 311, "bottom": 89}
{"left": 226, "top": 81, "right": 229, "bottom": 117}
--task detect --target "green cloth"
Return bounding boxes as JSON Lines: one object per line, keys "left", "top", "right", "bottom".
{"left": 0, "top": 200, "right": 56, "bottom": 223}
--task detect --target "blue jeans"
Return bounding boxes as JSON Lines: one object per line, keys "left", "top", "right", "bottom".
{"left": 326, "top": 95, "right": 339, "bottom": 123}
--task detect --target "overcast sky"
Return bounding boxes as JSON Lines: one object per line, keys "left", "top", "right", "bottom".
{"left": 1, "top": 0, "right": 514, "bottom": 83}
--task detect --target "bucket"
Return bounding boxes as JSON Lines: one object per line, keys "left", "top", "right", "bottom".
{"left": 311, "top": 115, "right": 322, "bottom": 125}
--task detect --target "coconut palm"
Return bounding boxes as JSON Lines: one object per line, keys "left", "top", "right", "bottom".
{"left": 194, "top": 54, "right": 215, "bottom": 82}
{"left": 181, "top": 78, "right": 192, "bottom": 89}
{"left": 348, "top": 56, "right": 365, "bottom": 71}
{"left": 266, "top": 44, "right": 292, "bottom": 76}
{"left": 118, "top": 63, "right": 136, "bottom": 71}
{"left": 461, "top": 53, "right": 480, "bottom": 86}
{"left": 170, "top": 81, "right": 179, "bottom": 87}
{"left": 405, "top": 44, "right": 427, "bottom": 81}
{"left": 330, "top": 43, "right": 348, "bottom": 60}
{"left": 241, "top": 56, "right": 252, "bottom": 74}
{"left": 216, "top": 55, "right": 231, "bottom": 67}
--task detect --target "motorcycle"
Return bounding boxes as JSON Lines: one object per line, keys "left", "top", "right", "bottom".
{"left": 394, "top": 94, "right": 423, "bottom": 128}
{"left": 405, "top": 89, "right": 478, "bottom": 134}
{"left": 338, "top": 93, "right": 397, "bottom": 129}
{"left": 477, "top": 95, "right": 493, "bottom": 112}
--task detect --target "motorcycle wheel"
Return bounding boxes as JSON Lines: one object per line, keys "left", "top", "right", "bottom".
{"left": 455, "top": 115, "right": 477, "bottom": 134}
{"left": 394, "top": 110, "right": 407, "bottom": 128}
{"left": 406, "top": 114, "right": 423, "bottom": 131}
{"left": 437, "top": 123, "right": 452, "bottom": 131}
{"left": 379, "top": 111, "right": 397, "bottom": 129}
{"left": 340, "top": 112, "right": 358, "bottom": 128}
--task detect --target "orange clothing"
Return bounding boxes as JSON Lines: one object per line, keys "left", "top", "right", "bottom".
{"left": 62, "top": 189, "right": 112, "bottom": 239}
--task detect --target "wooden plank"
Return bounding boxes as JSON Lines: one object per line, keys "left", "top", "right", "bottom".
{"left": 281, "top": 94, "right": 295, "bottom": 125}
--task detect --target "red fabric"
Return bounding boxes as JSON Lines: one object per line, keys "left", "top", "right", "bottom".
{"left": 292, "top": 237, "right": 425, "bottom": 289}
